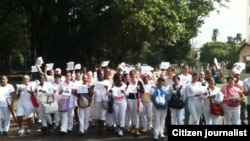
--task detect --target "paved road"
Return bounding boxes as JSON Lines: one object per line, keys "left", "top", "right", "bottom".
{"left": 0, "top": 120, "right": 167, "bottom": 141}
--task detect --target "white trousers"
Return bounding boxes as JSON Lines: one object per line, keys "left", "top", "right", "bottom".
{"left": 127, "top": 99, "right": 140, "bottom": 128}
{"left": 113, "top": 101, "right": 127, "bottom": 127}
{"left": 60, "top": 107, "right": 74, "bottom": 132}
{"left": 78, "top": 106, "right": 91, "bottom": 132}
{"left": 153, "top": 107, "right": 167, "bottom": 137}
{"left": 188, "top": 99, "right": 202, "bottom": 125}
{"left": 38, "top": 104, "right": 52, "bottom": 127}
{"left": 0, "top": 107, "right": 10, "bottom": 132}
{"left": 94, "top": 102, "right": 107, "bottom": 120}
{"left": 140, "top": 102, "right": 153, "bottom": 129}
{"left": 203, "top": 107, "right": 220, "bottom": 125}
{"left": 170, "top": 108, "right": 184, "bottom": 125}
{"left": 222, "top": 104, "right": 240, "bottom": 125}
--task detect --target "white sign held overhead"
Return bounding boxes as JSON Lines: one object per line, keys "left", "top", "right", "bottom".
{"left": 233, "top": 62, "right": 246, "bottom": 74}
{"left": 101, "top": 61, "right": 110, "bottom": 67}
{"left": 31, "top": 66, "right": 38, "bottom": 72}
{"left": 141, "top": 66, "right": 153, "bottom": 75}
{"left": 160, "top": 62, "right": 170, "bottom": 69}
{"left": 36, "top": 56, "right": 44, "bottom": 66}
{"left": 74, "top": 64, "right": 81, "bottom": 70}
{"left": 46, "top": 63, "right": 54, "bottom": 71}
{"left": 66, "top": 61, "right": 74, "bottom": 71}
{"left": 214, "top": 58, "right": 220, "bottom": 69}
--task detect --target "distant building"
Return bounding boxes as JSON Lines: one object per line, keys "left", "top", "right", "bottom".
{"left": 238, "top": 42, "right": 250, "bottom": 63}
{"left": 247, "top": 0, "right": 250, "bottom": 42}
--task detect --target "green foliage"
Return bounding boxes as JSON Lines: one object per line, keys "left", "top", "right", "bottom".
{"left": 200, "top": 42, "right": 230, "bottom": 65}
{"left": 0, "top": 0, "right": 230, "bottom": 73}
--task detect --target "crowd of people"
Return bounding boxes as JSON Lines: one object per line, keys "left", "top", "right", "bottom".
{"left": 0, "top": 62, "right": 249, "bottom": 140}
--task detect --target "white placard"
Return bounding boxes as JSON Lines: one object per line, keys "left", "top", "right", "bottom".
{"left": 74, "top": 64, "right": 81, "bottom": 70}
{"left": 31, "top": 65, "right": 38, "bottom": 72}
{"left": 160, "top": 62, "right": 170, "bottom": 69}
{"left": 62, "top": 87, "right": 72, "bottom": 96}
{"left": 214, "top": 58, "right": 220, "bottom": 69}
{"left": 233, "top": 62, "right": 246, "bottom": 74}
{"left": 66, "top": 61, "right": 74, "bottom": 71}
{"left": 36, "top": 56, "right": 44, "bottom": 66}
{"left": 46, "top": 63, "right": 54, "bottom": 71}
{"left": 125, "top": 67, "right": 135, "bottom": 74}
{"left": 77, "top": 85, "right": 88, "bottom": 93}
{"left": 141, "top": 66, "right": 153, "bottom": 75}
{"left": 94, "top": 83, "right": 106, "bottom": 91}
{"left": 101, "top": 61, "right": 110, "bottom": 67}
{"left": 118, "top": 62, "right": 127, "bottom": 71}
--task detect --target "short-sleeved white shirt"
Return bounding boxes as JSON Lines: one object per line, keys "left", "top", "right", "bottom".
{"left": 243, "top": 77, "right": 250, "bottom": 105}
{"left": 0, "top": 84, "right": 15, "bottom": 107}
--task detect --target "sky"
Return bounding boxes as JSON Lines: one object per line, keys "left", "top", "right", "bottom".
{"left": 193, "top": 0, "right": 247, "bottom": 47}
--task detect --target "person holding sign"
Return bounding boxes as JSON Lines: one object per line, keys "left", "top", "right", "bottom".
{"left": 74, "top": 74, "right": 94, "bottom": 136}
{"left": 92, "top": 68, "right": 110, "bottom": 135}
{"left": 58, "top": 72, "right": 75, "bottom": 136}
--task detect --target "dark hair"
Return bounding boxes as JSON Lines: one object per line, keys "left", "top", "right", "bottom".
{"left": 172, "top": 75, "right": 180, "bottom": 81}
{"left": 113, "top": 73, "right": 122, "bottom": 82}
{"left": 226, "top": 76, "right": 234, "bottom": 82}
{"left": 192, "top": 72, "right": 199, "bottom": 77}
{"left": 157, "top": 77, "right": 165, "bottom": 82}
{"left": 54, "top": 74, "right": 61, "bottom": 79}
{"left": 206, "top": 77, "right": 214, "bottom": 82}
{"left": 167, "top": 67, "right": 175, "bottom": 72}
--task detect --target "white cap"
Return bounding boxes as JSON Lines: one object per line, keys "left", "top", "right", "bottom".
{"left": 55, "top": 68, "right": 61, "bottom": 74}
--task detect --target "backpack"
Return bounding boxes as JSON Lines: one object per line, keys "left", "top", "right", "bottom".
{"left": 168, "top": 85, "right": 184, "bottom": 109}
{"left": 152, "top": 87, "right": 168, "bottom": 109}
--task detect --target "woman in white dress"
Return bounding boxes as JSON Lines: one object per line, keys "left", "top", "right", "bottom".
{"left": 16, "top": 75, "right": 35, "bottom": 135}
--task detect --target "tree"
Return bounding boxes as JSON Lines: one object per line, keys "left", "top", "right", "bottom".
{"left": 234, "top": 33, "right": 242, "bottom": 43}
{"left": 199, "top": 42, "right": 230, "bottom": 65}
{"left": 211, "top": 29, "right": 220, "bottom": 42}
{"left": 0, "top": 0, "right": 231, "bottom": 74}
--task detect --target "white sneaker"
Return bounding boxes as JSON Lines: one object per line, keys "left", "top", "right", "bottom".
{"left": 153, "top": 135, "right": 159, "bottom": 140}
{"left": 142, "top": 128, "right": 148, "bottom": 132}
{"left": 26, "top": 129, "right": 32, "bottom": 134}
{"left": 118, "top": 130, "right": 123, "bottom": 136}
{"left": 160, "top": 134, "right": 166, "bottom": 138}
{"left": 17, "top": 129, "right": 25, "bottom": 136}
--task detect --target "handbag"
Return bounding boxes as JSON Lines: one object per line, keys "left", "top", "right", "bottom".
{"left": 30, "top": 95, "right": 39, "bottom": 108}
{"left": 78, "top": 95, "right": 90, "bottom": 108}
{"left": 58, "top": 96, "right": 70, "bottom": 112}
{"left": 43, "top": 96, "right": 58, "bottom": 114}
{"left": 208, "top": 88, "right": 223, "bottom": 116}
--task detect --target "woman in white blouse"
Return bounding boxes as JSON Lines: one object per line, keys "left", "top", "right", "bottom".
{"left": 109, "top": 73, "right": 127, "bottom": 136}
{"left": 201, "top": 77, "right": 223, "bottom": 125}
{"left": 168, "top": 75, "right": 185, "bottom": 125}
{"left": 185, "top": 73, "right": 206, "bottom": 125}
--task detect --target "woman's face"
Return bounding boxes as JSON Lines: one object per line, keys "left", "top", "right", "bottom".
{"left": 208, "top": 78, "right": 215, "bottom": 86}
{"left": 0, "top": 76, "right": 8, "bottom": 86}
{"left": 22, "top": 75, "right": 30, "bottom": 85}
{"left": 192, "top": 74, "right": 199, "bottom": 82}
{"left": 97, "top": 70, "right": 104, "bottom": 81}
{"left": 173, "top": 77, "right": 180, "bottom": 84}
{"left": 227, "top": 78, "right": 235, "bottom": 87}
